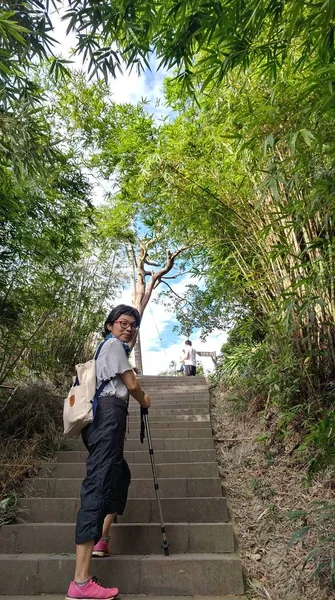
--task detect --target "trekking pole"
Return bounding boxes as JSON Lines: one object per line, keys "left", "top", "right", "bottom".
{"left": 140, "top": 406, "right": 170, "bottom": 556}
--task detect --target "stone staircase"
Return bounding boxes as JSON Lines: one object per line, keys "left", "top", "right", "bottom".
{"left": 0, "top": 375, "right": 246, "bottom": 598}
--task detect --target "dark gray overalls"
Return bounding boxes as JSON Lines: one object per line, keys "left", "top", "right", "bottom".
{"left": 75, "top": 395, "right": 131, "bottom": 544}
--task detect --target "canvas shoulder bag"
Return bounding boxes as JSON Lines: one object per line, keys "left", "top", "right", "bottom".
{"left": 63, "top": 339, "right": 112, "bottom": 438}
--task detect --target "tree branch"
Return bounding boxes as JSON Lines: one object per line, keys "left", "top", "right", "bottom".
{"left": 161, "top": 270, "right": 190, "bottom": 280}
{"left": 144, "top": 259, "right": 161, "bottom": 266}
{"left": 158, "top": 280, "right": 189, "bottom": 302}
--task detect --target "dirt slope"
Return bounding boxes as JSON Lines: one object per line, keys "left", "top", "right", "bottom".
{"left": 210, "top": 386, "right": 335, "bottom": 600}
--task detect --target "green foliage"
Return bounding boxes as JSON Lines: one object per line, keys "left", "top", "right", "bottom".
{"left": 0, "top": 148, "right": 94, "bottom": 384}
{"left": 159, "top": 282, "right": 241, "bottom": 339}
{"left": 0, "top": 242, "right": 124, "bottom": 385}
{"left": 0, "top": 66, "right": 128, "bottom": 386}
{"left": 0, "top": 1, "right": 71, "bottom": 104}
{"left": 60, "top": 0, "right": 335, "bottom": 93}
{"left": 55, "top": 76, "right": 160, "bottom": 235}
{"left": 216, "top": 314, "right": 335, "bottom": 475}
{"left": 55, "top": 75, "right": 193, "bottom": 323}
{"left": 158, "top": 361, "right": 183, "bottom": 376}
{"left": 0, "top": 490, "right": 19, "bottom": 525}
{"left": 3, "top": 0, "right": 334, "bottom": 101}
{"left": 288, "top": 501, "right": 335, "bottom": 588}
{"left": 24, "top": 247, "right": 125, "bottom": 383}
{"left": 195, "top": 361, "right": 205, "bottom": 376}
{"left": 3, "top": 0, "right": 334, "bottom": 479}
{"left": 226, "top": 315, "right": 266, "bottom": 346}
{"left": 299, "top": 408, "right": 335, "bottom": 476}
{"left": 126, "top": 59, "right": 335, "bottom": 472}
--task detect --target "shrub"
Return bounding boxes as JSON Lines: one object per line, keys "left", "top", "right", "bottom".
{"left": 0, "top": 379, "right": 63, "bottom": 522}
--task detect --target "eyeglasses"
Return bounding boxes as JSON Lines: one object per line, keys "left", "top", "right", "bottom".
{"left": 114, "top": 320, "right": 138, "bottom": 332}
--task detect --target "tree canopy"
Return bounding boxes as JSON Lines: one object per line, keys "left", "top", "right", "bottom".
{"left": 63, "top": 0, "right": 334, "bottom": 89}
{"left": 2, "top": 0, "right": 334, "bottom": 99}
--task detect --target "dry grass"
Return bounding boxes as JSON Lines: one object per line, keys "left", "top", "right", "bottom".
{"left": 210, "top": 385, "right": 335, "bottom": 600}
{"left": 0, "top": 379, "right": 64, "bottom": 523}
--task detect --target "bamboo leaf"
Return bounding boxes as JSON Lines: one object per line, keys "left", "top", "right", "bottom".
{"left": 299, "top": 128, "right": 315, "bottom": 146}
{"left": 289, "top": 526, "right": 310, "bottom": 547}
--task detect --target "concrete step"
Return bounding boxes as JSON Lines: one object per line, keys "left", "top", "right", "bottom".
{"left": 138, "top": 375, "right": 207, "bottom": 379}
{"left": 63, "top": 428, "right": 213, "bottom": 443}
{"left": 138, "top": 398, "right": 209, "bottom": 403}
{"left": 128, "top": 415, "right": 210, "bottom": 423}
{"left": 36, "top": 462, "right": 218, "bottom": 481}
{"left": 140, "top": 390, "right": 209, "bottom": 397}
{"left": 64, "top": 437, "right": 214, "bottom": 451}
{"left": 134, "top": 392, "right": 209, "bottom": 398}
{"left": 126, "top": 428, "right": 214, "bottom": 439}
{"left": 143, "top": 394, "right": 210, "bottom": 397}
{"left": 135, "top": 393, "right": 209, "bottom": 398}
{"left": 141, "top": 378, "right": 208, "bottom": 382}
{"left": 0, "top": 553, "right": 244, "bottom": 596}
{"left": 18, "top": 496, "right": 227, "bottom": 524}
{"left": 142, "top": 378, "right": 208, "bottom": 382}
{"left": 128, "top": 407, "right": 209, "bottom": 415}
{"left": 141, "top": 392, "right": 210, "bottom": 395}
{"left": 126, "top": 421, "right": 211, "bottom": 429}
{"left": 139, "top": 390, "right": 209, "bottom": 396}
{"left": 139, "top": 390, "right": 209, "bottom": 393}
{"left": 107, "top": 425, "right": 212, "bottom": 441}
{"left": 23, "top": 474, "right": 221, "bottom": 499}
{"left": 138, "top": 389, "right": 209, "bottom": 394}
{"left": 129, "top": 404, "right": 209, "bottom": 411}
{"left": 54, "top": 449, "right": 216, "bottom": 464}
{"left": 131, "top": 398, "right": 209, "bottom": 404}
{"left": 1, "top": 522, "right": 234, "bottom": 554}
{"left": 0, "top": 593, "right": 248, "bottom": 600}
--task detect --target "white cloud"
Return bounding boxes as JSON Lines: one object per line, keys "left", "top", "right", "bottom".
{"left": 114, "top": 275, "right": 228, "bottom": 375}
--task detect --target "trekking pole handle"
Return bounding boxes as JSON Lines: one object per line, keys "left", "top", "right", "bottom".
{"left": 140, "top": 404, "right": 148, "bottom": 443}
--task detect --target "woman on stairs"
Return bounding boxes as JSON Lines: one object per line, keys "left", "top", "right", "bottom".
{"left": 66, "top": 304, "right": 151, "bottom": 600}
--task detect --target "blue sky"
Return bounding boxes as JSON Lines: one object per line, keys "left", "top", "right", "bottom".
{"left": 52, "top": 6, "right": 228, "bottom": 374}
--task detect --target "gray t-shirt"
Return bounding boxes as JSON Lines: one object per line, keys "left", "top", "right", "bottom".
{"left": 96, "top": 338, "right": 132, "bottom": 402}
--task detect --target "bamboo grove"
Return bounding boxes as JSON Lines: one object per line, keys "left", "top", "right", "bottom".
{"left": 1, "top": 1, "right": 335, "bottom": 471}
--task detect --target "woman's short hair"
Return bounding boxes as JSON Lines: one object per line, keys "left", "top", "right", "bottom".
{"left": 103, "top": 304, "right": 141, "bottom": 337}
{"left": 185, "top": 340, "right": 192, "bottom": 346}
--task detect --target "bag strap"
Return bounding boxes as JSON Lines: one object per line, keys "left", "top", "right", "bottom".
{"left": 94, "top": 339, "right": 107, "bottom": 360}
{"left": 91, "top": 338, "right": 114, "bottom": 418}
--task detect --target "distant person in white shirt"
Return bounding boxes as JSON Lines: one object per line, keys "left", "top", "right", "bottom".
{"left": 181, "top": 340, "right": 197, "bottom": 376}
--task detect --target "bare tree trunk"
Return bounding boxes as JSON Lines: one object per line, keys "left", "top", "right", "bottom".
{"left": 125, "top": 240, "right": 189, "bottom": 373}
{"left": 133, "top": 330, "right": 143, "bottom": 374}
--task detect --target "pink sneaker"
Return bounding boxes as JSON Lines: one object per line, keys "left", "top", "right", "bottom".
{"left": 65, "top": 576, "right": 118, "bottom": 599}
{"left": 92, "top": 538, "right": 110, "bottom": 557}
